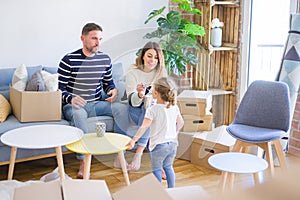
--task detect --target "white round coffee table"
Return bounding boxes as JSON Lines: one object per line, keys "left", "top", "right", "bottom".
{"left": 0, "top": 124, "right": 83, "bottom": 180}
{"left": 208, "top": 152, "right": 268, "bottom": 191}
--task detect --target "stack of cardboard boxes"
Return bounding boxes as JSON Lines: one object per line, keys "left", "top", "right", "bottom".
{"left": 177, "top": 90, "right": 213, "bottom": 132}
{"left": 176, "top": 90, "right": 236, "bottom": 169}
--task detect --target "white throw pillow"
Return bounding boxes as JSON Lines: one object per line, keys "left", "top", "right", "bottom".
{"left": 12, "top": 64, "right": 28, "bottom": 91}
{"left": 40, "top": 70, "right": 58, "bottom": 91}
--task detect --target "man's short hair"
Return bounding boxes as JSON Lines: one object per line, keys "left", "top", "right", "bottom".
{"left": 82, "top": 23, "right": 103, "bottom": 35}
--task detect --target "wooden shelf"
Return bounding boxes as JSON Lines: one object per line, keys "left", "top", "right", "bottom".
{"left": 194, "top": 0, "right": 240, "bottom": 125}
{"left": 209, "top": 44, "right": 238, "bottom": 53}
{"left": 208, "top": 89, "right": 234, "bottom": 96}
{"left": 212, "top": 1, "right": 240, "bottom": 6}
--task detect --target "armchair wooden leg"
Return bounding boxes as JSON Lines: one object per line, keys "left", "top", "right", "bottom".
{"left": 273, "top": 139, "right": 287, "bottom": 172}
{"left": 232, "top": 141, "right": 243, "bottom": 152}
{"left": 259, "top": 142, "right": 274, "bottom": 177}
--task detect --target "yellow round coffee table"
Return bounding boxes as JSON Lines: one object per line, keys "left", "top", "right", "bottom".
{"left": 66, "top": 132, "right": 131, "bottom": 185}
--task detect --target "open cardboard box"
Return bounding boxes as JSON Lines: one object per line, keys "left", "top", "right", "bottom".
{"left": 13, "top": 174, "right": 208, "bottom": 200}
{"left": 10, "top": 86, "right": 62, "bottom": 122}
{"left": 13, "top": 179, "right": 111, "bottom": 200}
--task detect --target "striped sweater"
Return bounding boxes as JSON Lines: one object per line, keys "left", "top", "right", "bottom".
{"left": 58, "top": 49, "right": 115, "bottom": 104}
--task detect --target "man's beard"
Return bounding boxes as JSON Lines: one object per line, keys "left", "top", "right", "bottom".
{"left": 87, "top": 46, "right": 99, "bottom": 54}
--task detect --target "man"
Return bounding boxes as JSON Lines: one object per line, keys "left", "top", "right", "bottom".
{"left": 58, "top": 22, "right": 127, "bottom": 178}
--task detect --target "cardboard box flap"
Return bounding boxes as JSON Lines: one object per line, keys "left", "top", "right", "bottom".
{"left": 193, "top": 125, "right": 236, "bottom": 148}
{"left": 177, "top": 90, "right": 212, "bottom": 103}
{"left": 113, "top": 173, "right": 172, "bottom": 200}
{"left": 62, "top": 179, "right": 112, "bottom": 200}
{"left": 166, "top": 185, "right": 209, "bottom": 200}
{"left": 13, "top": 180, "right": 62, "bottom": 200}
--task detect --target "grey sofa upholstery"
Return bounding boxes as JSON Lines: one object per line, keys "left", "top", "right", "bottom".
{"left": 0, "top": 63, "right": 125, "bottom": 164}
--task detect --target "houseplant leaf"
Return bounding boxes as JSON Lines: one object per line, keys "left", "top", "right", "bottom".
{"left": 144, "top": 6, "right": 166, "bottom": 24}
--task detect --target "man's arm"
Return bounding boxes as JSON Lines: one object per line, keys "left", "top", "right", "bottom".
{"left": 57, "top": 58, "right": 73, "bottom": 104}
{"left": 103, "top": 64, "right": 117, "bottom": 102}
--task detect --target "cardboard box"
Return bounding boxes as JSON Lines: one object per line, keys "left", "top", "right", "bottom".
{"left": 61, "top": 179, "right": 111, "bottom": 200}
{"left": 113, "top": 173, "right": 208, "bottom": 200}
{"left": 176, "top": 132, "right": 198, "bottom": 161}
{"left": 10, "top": 86, "right": 62, "bottom": 122}
{"left": 177, "top": 90, "right": 212, "bottom": 116}
{"left": 14, "top": 179, "right": 112, "bottom": 200}
{"left": 191, "top": 125, "right": 236, "bottom": 169}
{"left": 14, "top": 180, "right": 63, "bottom": 200}
{"left": 182, "top": 113, "right": 213, "bottom": 132}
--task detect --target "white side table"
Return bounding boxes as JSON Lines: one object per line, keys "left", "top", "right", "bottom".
{"left": 208, "top": 152, "right": 268, "bottom": 192}
{"left": 0, "top": 125, "right": 83, "bottom": 180}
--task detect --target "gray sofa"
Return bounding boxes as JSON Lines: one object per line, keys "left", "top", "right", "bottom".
{"left": 0, "top": 63, "right": 126, "bottom": 164}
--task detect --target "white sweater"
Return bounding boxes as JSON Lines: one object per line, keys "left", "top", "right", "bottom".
{"left": 125, "top": 66, "right": 157, "bottom": 106}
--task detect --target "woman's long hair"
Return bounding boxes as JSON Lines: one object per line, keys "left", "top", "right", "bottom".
{"left": 134, "top": 41, "right": 167, "bottom": 80}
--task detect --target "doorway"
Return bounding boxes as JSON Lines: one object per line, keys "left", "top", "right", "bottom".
{"left": 247, "top": 0, "right": 291, "bottom": 85}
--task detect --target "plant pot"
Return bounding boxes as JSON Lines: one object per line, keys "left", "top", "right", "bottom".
{"left": 211, "top": 28, "right": 222, "bottom": 47}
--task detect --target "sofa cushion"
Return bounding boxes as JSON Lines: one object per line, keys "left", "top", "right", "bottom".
{"left": 0, "top": 94, "right": 11, "bottom": 122}
{"left": 25, "top": 70, "right": 45, "bottom": 91}
{"left": 42, "top": 66, "right": 58, "bottom": 74}
{"left": 0, "top": 68, "right": 16, "bottom": 90}
{"left": 12, "top": 64, "right": 28, "bottom": 91}
{"left": 40, "top": 70, "right": 58, "bottom": 91}
{"left": 86, "top": 116, "right": 114, "bottom": 133}
{"left": 112, "top": 62, "right": 126, "bottom": 102}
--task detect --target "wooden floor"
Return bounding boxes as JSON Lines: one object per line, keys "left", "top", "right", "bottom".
{"left": 1, "top": 152, "right": 300, "bottom": 196}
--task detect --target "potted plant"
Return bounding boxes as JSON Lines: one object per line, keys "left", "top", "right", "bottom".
{"left": 144, "top": 0, "right": 205, "bottom": 75}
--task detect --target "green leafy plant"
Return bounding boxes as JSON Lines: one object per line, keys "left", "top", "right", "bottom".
{"left": 144, "top": 0, "right": 205, "bottom": 75}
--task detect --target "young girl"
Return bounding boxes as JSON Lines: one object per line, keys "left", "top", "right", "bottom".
{"left": 126, "top": 77, "right": 184, "bottom": 188}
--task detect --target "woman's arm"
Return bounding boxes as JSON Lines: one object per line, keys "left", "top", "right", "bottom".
{"left": 126, "top": 68, "right": 144, "bottom": 107}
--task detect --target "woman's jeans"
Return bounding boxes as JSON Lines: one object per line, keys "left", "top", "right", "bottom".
{"left": 149, "top": 142, "right": 177, "bottom": 188}
{"left": 63, "top": 101, "right": 130, "bottom": 160}
{"left": 128, "top": 105, "right": 150, "bottom": 147}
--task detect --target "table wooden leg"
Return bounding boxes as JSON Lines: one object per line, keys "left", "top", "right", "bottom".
{"left": 55, "top": 146, "right": 65, "bottom": 180}
{"left": 83, "top": 154, "right": 92, "bottom": 180}
{"left": 8, "top": 147, "right": 17, "bottom": 180}
{"left": 228, "top": 172, "right": 235, "bottom": 191}
{"left": 118, "top": 151, "right": 130, "bottom": 185}
{"left": 253, "top": 172, "right": 260, "bottom": 185}
{"left": 219, "top": 171, "right": 228, "bottom": 192}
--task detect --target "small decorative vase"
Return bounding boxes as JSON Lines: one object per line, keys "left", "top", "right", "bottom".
{"left": 211, "top": 27, "right": 222, "bottom": 47}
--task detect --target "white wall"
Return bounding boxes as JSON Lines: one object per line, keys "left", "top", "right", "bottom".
{"left": 0, "top": 0, "right": 168, "bottom": 69}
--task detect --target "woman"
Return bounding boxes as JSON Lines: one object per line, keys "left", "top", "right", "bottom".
{"left": 125, "top": 41, "right": 167, "bottom": 171}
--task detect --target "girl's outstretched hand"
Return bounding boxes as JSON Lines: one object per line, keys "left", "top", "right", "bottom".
{"left": 126, "top": 139, "right": 135, "bottom": 150}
